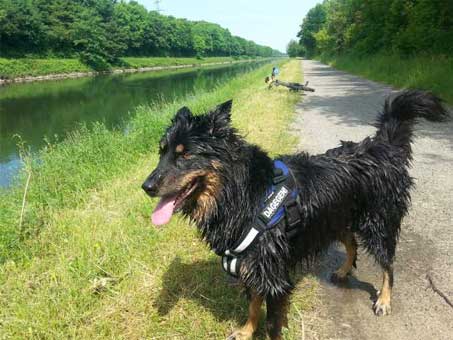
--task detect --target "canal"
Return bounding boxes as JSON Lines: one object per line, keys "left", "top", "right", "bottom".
{"left": 0, "top": 61, "right": 267, "bottom": 187}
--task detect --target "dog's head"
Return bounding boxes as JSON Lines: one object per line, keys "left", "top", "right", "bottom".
{"left": 142, "top": 100, "right": 236, "bottom": 226}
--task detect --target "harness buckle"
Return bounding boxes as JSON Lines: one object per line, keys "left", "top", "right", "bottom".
{"left": 273, "top": 174, "right": 286, "bottom": 184}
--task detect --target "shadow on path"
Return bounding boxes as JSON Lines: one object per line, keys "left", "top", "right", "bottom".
{"left": 300, "top": 60, "right": 453, "bottom": 151}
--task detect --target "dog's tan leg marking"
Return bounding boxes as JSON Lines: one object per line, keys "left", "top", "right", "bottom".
{"left": 227, "top": 293, "right": 263, "bottom": 340}
{"left": 374, "top": 267, "right": 393, "bottom": 316}
{"left": 332, "top": 233, "right": 357, "bottom": 281}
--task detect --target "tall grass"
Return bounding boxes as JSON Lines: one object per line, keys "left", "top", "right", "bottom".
{"left": 319, "top": 54, "right": 453, "bottom": 104}
{"left": 0, "top": 59, "right": 317, "bottom": 339}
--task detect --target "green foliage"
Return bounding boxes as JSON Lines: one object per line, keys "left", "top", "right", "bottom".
{"left": 286, "top": 39, "right": 304, "bottom": 57}
{"left": 297, "top": 3, "right": 326, "bottom": 57}
{"left": 0, "top": 0, "right": 282, "bottom": 68}
{"left": 297, "top": 0, "right": 453, "bottom": 57}
{"left": 72, "top": 2, "right": 126, "bottom": 71}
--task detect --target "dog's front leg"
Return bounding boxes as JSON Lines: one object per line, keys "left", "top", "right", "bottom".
{"left": 266, "top": 293, "right": 289, "bottom": 340}
{"left": 227, "top": 291, "right": 263, "bottom": 340}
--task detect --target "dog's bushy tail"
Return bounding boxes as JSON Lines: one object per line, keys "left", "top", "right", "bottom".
{"left": 375, "top": 90, "right": 449, "bottom": 159}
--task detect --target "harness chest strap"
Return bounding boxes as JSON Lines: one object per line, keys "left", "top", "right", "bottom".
{"left": 222, "top": 160, "right": 302, "bottom": 277}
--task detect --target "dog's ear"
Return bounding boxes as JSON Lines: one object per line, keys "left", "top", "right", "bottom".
{"left": 174, "top": 106, "right": 192, "bottom": 122}
{"left": 208, "top": 99, "right": 232, "bottom": 135}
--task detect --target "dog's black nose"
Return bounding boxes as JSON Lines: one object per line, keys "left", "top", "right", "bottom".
{"left": 142, "top": 180, "right": 158, "bottom": 197}
{"left": 142, "top": 169, "right": 162, "bottom": 197}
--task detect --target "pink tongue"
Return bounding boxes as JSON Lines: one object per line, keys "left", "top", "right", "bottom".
{"left": 151, "top": 196, "right": 177, "bottom": 226}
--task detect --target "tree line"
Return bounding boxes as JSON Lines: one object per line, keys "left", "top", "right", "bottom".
{"left": 291, "top": 0, "right": 453, "bottom": 57}
{"left": 0, "top": 0, "right": 281, "bottom": 69}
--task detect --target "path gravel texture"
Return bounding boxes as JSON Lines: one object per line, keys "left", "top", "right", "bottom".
{"left": 291, "top": 60, "right": 453, "bottom": 340}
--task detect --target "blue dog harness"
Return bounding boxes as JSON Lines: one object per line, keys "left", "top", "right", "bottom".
{"left": 222, "top": 160, "right": 302, "bottom": 277}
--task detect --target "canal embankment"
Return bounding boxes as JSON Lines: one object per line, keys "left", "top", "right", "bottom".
{"left": 0, "top": 56, "right": 274, "bottom": 85}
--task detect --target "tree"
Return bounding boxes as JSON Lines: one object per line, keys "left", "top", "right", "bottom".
{"left": 113, "top": 1, "right": 148, "bottom": 56}
{"left": 297, "top": 0, "right": 453, "bottom": 57}
{"left": 73, "top": 1, "right": 126, "bottom": 70}
{"left": 0, "top": 0, "right": 282, "bottom": 64}
{"left": 286, "top": 40, "right": 303, "bottom": 57}
{"left": 0, "top": 0, "right": 47, "bottom": 56}
{"left": 297, "top": 3, "right": 326, "bottom": 57}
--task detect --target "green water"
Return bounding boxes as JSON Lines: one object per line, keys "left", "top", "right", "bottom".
{"left": 0, "top": 61, "right": 266, "bottom": 187}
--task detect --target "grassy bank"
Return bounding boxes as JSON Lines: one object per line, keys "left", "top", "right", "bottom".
{"left": 121, "top": 56, "right": 254, "bottom": 69}
{"left": 318, "top": 54, "right": 453, "bottom": 104}
{"left": 0, "top": 59, "right": 316, "bottom": 338}
{"left": 0, "top": 56, "right": 260, "bottom": 80}
{"left": 0, "top": 58, "right": 91, "bottom": 79}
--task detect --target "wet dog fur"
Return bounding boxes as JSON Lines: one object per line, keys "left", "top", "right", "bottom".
{"left": 142, "top": 91, "right": 448, "bottom": 339}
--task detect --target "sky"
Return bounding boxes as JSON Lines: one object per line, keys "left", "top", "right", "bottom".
{"left": 137, "top": 0, "right": 322, "bottom": 52}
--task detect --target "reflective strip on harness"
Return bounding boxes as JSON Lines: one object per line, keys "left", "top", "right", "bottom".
{"left": 225, "top": 227, "right": 260, "bottom": 256}
{"left": 230, "top": 257, "right": 238, "bottom": 275}
{"left": 222, "top": 256, "right": 228, "bottom": 271}
{"left": 222, "top": 255, "right": 240, "bottom": 276}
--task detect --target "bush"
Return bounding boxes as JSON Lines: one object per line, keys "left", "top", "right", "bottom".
{"left": 79, "top": 52, "right": 111, "bottom": 72}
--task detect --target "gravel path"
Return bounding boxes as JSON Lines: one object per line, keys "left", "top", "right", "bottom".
{"left": 291, "top": 60, "right": 453, "bottom": 340}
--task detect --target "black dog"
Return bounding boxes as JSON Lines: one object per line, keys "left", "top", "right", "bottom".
{"left": 142, "top": 91, "right": 447, "bottom": 339}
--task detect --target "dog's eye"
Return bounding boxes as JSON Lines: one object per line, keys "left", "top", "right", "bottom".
{"left": 176, "top": 152, "right": 192, "bottom": 167}
{"left": 175, "top": 151, "right": 191, "bottom": 161}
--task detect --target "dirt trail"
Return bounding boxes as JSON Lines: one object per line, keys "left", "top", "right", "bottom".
{"left": 291, "top": 60, "right": 453, "bottom": 340}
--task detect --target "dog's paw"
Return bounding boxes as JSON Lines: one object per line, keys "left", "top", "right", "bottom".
{"left": 226, "top": 330, "right": 252, "bottom": 340}
{"left": 373, "top": 298, "right": 391, "bottom": 316}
